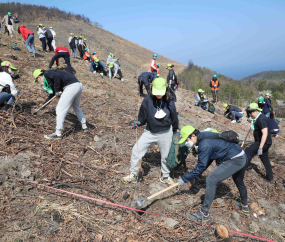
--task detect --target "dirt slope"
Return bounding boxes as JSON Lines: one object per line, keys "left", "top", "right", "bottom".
{"left": 0, "top": 31, "right": 285, "bottom": 242}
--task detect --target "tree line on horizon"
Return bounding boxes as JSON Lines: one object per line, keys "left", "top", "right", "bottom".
{"left": 0, "top": 2, "right": 103, "bottom": 28}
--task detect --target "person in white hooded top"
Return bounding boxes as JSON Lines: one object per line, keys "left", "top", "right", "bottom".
{"left": 0, "top": 61, "right": 18, "bottom": 112}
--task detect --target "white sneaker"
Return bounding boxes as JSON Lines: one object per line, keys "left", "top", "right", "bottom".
{"left": 121, "top": 78, "right": 124, "bottom": 82}
{"left": 160, "top": 177, "right": 175, "bottom": 185}
{"left": 231, "top": 120, "right": 236, "bottom": 124}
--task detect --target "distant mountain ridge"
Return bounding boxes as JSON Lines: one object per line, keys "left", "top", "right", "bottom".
{"left": 241, "top": 70, "right": 285, "bottom": 81}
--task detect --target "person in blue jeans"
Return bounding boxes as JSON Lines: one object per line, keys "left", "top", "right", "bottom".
{"left": 223, "top": 103, "right": 244, "bottom": 123}
{"left": 17, "top": 26, "right": 36, "bottom": 57}
{"left": 258, "top": 96, "right": 270, "bottom": 117}
{"left": 0, "top": 61, "right": 19, "bottom": 111}
{"left": 69, "top": 35, "right": 77, "bottom": 58}
{"left": 37, "top": 24, "right": 46, "bottom": 52}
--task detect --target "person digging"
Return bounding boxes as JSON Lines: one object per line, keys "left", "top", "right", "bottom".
{"left": 33, "top": 69, "right": 88, "bottom": 139}
{"left": 223, "top": 103, "right": 244, "bottom": 123}
{"left": 121, "top": 78, "right": 179, "bottom": 185}
{"left": 177, "top": 126, "right": 249, "bottom": 221}
{"left": 137, "top": 72, "right": 154, "bottom": 96}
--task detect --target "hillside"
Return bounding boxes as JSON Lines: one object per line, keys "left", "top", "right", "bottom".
{"left": 1, "top": 6, "right": 285, "bottom": 242}
{"left": 241, "top": 70, "right": 285, "bottom": 82}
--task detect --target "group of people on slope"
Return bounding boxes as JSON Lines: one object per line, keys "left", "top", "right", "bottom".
{"left": 68, "top": 33, "right": 88, "bottom": 59}
{"left": 121, "top": 75, "right": 277, "bottom": 222}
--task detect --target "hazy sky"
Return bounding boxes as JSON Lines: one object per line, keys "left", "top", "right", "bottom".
{"left": 13, "top": 0, "right": 285, "bottom": 79}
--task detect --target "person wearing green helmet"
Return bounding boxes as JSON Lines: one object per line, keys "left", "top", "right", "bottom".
{"left": 166, "top": 64, "right": 178, "bottom": 102}
{"left": 121, "top": 78, "right": 179, "bottom": 185}
{"left": 195, "top": 89, "right": 208, "bottom": 110}
{"left": 90, "top": 57, "right": 107, "bottom": 77}
{"left": 258, "top": 96, "right": 271, "bottom": 117}
{"left": 106, "top": 53, "right": 118, "bottom": 66}
{"left": 1, "top": 12, "right": 14, "bottom": 38}
{"left": 108, "top": 62, "right": 124, "bottom": 81}
{"left": 0, "top": 61, "right": 19, "bottom": 111}
{"left": 177, "top": 125, "right": 248, "bottom": 221}
{"left": 245, "top": 103, "right": 273, "bottom": 183}
{"left": 33, "top": 69, "right": 88, "bottom": 139}
{"left": 37, "top": 24, "right": 47, "bottom": 52}
{"left": 223, "top": 103, "right": 243, "bottom": 123}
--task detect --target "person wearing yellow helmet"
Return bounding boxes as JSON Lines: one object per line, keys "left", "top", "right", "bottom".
{"left": 108, "top": 62, "right": 124, "bottom": 81}
{"left": 106, "top": 53, "right": 118, "bottom": 66}
{"left": 177, "top": 125, "right": 248, "bottom": 221}
{"left": 0, "top": 61, "right": 19, "bottom": 111}
{"left": 90, "top": 57, "right": 107, "bottom": 77}
{"left": 121, "top": 78, "right": 179, "bottom": 185}
{"left": 37, "top": 24, "right": 47, "bottom": 52}
{"left": 33, "top": 68, "right": 88, "bottom": 139}
{"left": 245, "top": 103, "right": 273, "bottom": 183}
{"left": 195, "top": 89, "right": 208, "bottom": 110}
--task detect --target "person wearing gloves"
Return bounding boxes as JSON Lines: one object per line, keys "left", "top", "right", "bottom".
{"left": 109, "top": 62, "right": 124, "bottom": 81}
{"left": 223, "top": 104, "right": 243, "bottom": 123}
{"left": 177, "top": 126, "right": 248, "bottom": 221}
{"left": 195, "top": 89, "right": 208, "bottom": 110}
{"left": 0, "top": 61, "right": 19, "bottom": 111}
{"left": 209, "top": 74, "right": 220, "bottom": 103}
{"left": 258, "top": 96, "right": 271, "bottom": 118}
{"left": 106, "top": 53, "right": 118, "bottom": 66}
{"left": 37, "top": 24, "right": 47, "bottom": 52}
{"left": 17, "top": 25, "right": 36, "bottom": 57}
{"left": 137, "top": 72, "right": 154, "bottom": 96}
{"left": 33, "top": 69, "right": 88, "bottom": 139}
{"left": 121, "top": 78, "right": 179, "bottom": 185}
{"left": 49, "top": 46, "right": 73, "bottom": 74}
{"left": 166, "top": 64, "right": 178, "bottom": 102}
{"left": 150, "top": 54, "right": 158, "bottom": 79}
{"left": 90, "top": 57, "right": 107, "bottom": 77}
{"left": 49, "top": 27, "right": 56, "bottom": 50}
{"left": 245, "top": 103, "right": 273, "bottom": 183}
{"left": 157, "top": 64, "right": 160, "bottom": 77}
{"left": 1, "top": 12, "right": 14, "bottom": 38}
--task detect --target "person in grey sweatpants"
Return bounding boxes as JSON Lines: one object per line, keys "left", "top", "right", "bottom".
{"left": 177, "top": 126, "right": 248, "bottom": 221}
{"left": 33, "top": 69, "right": 88, "bottom": 139}
{"left": 121, "top": 77, "right": 179, "bottom": 185}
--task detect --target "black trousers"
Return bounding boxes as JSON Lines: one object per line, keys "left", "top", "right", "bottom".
{"left": 152, "top": 70, "right": 157, "bottom": 79}
{"left": 245, "top": 141, "right": 273, "bottom": 181}
{"left": 46, "top": 37, "right": 54, "bottom": 51}
{"left": 94, "top": 65, "right": 107, "bottom": 76}
{"left": 4, "top": 25, "right": 9, "bottom": 35}
{"left": 78, "top": 45, "right": 83, "bottom": 59}
{"left": 40, "top": 37, "right": 46, "bottom": 51}
{"left": 212, "top": 90, "right": 218, "bottom": 102}
{"left": 170, "top": 84, "right": 177, "bottom": 102}
{"left": 49, "top": 52, "right": 73, "bottom": 74}
{"left": 138, "top": 77, "right": 150, "bottom": 95}
{"left": 117, "top": 69, "right": 123, "bottom": 79}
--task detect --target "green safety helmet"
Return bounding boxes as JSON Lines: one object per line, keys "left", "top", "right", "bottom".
{"left": 79, "top": 36, "right": 83, "bottom": 38}
{"left": 84, "top": 38, "right": 87, "bottom": 41}
{"left": 94, "top": 57, "right": 99, "bottom": 62}
{"left": 33, "top": 69, "right": 43, "bottom": 82}
{"left": 198, "top": 89, "right": 204, "bottom": 93}
{"left": 7, "top": 12, "right": 11, "bottom": 16}
{"left": 49, "top": 27, "right": 53, "bottom": 29}
{"left": 109, "top": 53, "right": 113, "bottom": 56}
{"left": 39, "top": 23, "right": 43, "bottom": 26}
{"left": 223, "top": 103, "right": 229, "bottom": 110}
{"left": 166, "top": 63, "right": 174, "bottom": 69}
{"left": 1, "top": 61, "right": 17, "bottom": 71}
{"left": 178, "top": 126, "right": 196, "bottom": 144}
{"left": 258, "top": 96, "right": 264, "bottom": 103}
{"left": 152, "top": 77, "right": 167, "bottom": 96}
{"left": 210, "top": 129, "right": 219, "bottom": 133}
{"left": 266, "top": 93, "right": 270, "bottom": 96}
{"left": 70, "top": 33, "right": 74, "bottom": 35}
{"left": 75, "top": 36, "right": 78, "bottom": 38}
{"left": 247, "top": 103, "right": 262, "bottom": 112}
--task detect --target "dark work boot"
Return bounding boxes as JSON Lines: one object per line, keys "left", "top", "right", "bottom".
{"left": 2, "top": 104, "right": 11, "bottom": 112}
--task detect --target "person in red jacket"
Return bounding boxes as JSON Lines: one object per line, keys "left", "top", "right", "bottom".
{"left": 17, "top": 26, "right": 36, "bottom": 57}
{"left": 49, "top": 46, "right": 73, "bottom": 74}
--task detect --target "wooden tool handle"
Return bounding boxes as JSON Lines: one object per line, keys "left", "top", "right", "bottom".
{"left": 34, "top": 95, "right": 57, "bottom": 112}
{"left": 241, "top": 127, "right": 251, "bottom": 148}
{"left": 147, "top": 182, "right": 179, "bottom": 200}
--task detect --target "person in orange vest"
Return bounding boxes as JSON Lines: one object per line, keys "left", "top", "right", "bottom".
{"left": 83, "top": 49, "right": 91, "bottom": 62}
{"left": 209, "top": 74, "right": 220, "bottom": 103}
{"left": 150, "top": 54, "right": 158, "bottom": 79}
{"left": 157, "top": 63, "right": 160, "bottom": 77}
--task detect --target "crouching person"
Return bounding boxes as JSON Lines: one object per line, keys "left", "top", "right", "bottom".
{"left": 177, "top": 126, "right": 248, "bottom": 221}
{"left": 33, "top": 69, "right": 88, "bottom": 139}
{"left": 0, "top": 61, "right": 19, "bottom": 111}
{"left": 121, "top": 78, "right": 179, "bottom": 185}
{"left": 90, "top": 57, "right": 107, "bottom": 77}
{"left": 223, "top": 104, "right": 244, "bottom": 123}
{"left": 109, "top": 62, "right": 124, "bottom": 81}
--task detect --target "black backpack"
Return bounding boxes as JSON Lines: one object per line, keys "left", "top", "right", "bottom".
{"left": 199, "top": 131, "right": 239, "bottom": 144}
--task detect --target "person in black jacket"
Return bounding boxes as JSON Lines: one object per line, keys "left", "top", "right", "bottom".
{"left": 137, "top": 72, "right": 154, "bottom": 96}
{"left": 245, "top": 103, "right": 273, "bottom": 182}
{"left": 121, "top": 78, "right": 179, "bottom": 185}
{"left": 223, "top": 104, "right": 244, "bottom": 123}
{"left": 177, "top": 126, "right": 248, "bottom": 221}
{"left": 69, "top": 36, "right": 77, "bottom": 58}
{"left": 33, "top": 69, "right": 88, "bottom": 139}
{"left": 166, "top": 64, "right": 178, "bottom": 102}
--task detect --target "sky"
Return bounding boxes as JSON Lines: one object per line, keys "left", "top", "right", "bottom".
{"left": 11, "top": 0, "right": 285, "bottom": 79}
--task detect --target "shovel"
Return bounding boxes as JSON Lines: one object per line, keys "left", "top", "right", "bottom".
{"left": 31, "top": 95, "right": 58, "bottom": 115}
{"left": 136, "top": 182, "right": 179, "bottom": 208}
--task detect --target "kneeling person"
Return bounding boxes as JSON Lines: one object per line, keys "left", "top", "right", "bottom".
{"left": 90, "top": 57, "right": 107, "bottom": 77}
{"left": 223, "top": 104, "right": 243, "bottom": 123}
{"left": 177, "top": 126, "right": 248, "bottom": 221}
{"left": 109, "top": 62, "right": 124, "bottom": 81}
{"left": 33, "top": 69, "right": 88, "bottom": 139}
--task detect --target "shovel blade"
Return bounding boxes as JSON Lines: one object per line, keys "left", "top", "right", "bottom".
{"left": 135, "top": 198, "right": 148, "bottom": 208}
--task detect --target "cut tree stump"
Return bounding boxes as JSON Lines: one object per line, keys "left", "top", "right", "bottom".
{"left": 215, "top": 224, "right": 232, "bottom": 242}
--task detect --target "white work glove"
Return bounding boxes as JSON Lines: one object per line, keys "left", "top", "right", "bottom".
{"left": 178, "top": 178, "right": 185, "bottom": 187}
{"left": 93, "top": 71, "right": 96, "bottom": 74}
{"left": 258, "top": 148, "right": 263, "bottom": 156}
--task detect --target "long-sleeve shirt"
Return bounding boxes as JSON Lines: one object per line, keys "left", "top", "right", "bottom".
{"left": 50, "top": 29, "right": 56, "bottom": 38}
{"left": 54, "top": 47, "right": 70, "bottom": 66}
{"left": 18, "top": 26, "right": 34, "bottom": 40}
{"left": 106, "top": 55, "right": 117, "bottom": 65}
{"left": 137, "top": 95, "right": 179, "bottom": 133}
{"left": 37, "top": 28, "right": 45, "bottom": 39}
{"left": 167, "top": 69, "right": 177, "bottom": 86}
{"left": 150, "top": 59, "right": 157, "bottom": 72}
{"left": 0, "top": 72, "right": 18, "bottom": 96}
{"left": 1, "top": 15, "right": 14, "bottom": 26}
{"left": 68, "top": 36, "right": 73, "bottom": 43}
{"left": 224, "top": 105, "right": 242, "bottom": 116}
{"left": 109, "top": 63, "right": 120, "bottom": 79}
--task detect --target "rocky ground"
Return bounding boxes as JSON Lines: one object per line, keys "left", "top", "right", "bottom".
{"left": 0, "top": 32, "right": 285, "bottom": 242}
